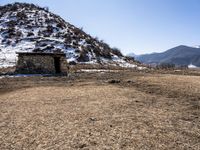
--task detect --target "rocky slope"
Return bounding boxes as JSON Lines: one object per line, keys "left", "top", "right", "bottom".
{"left": 0, "top": 3, "right": 136, "bottom": 68}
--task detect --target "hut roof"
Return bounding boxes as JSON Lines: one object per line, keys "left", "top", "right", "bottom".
{"left": 16, "top": 52, "right": 66, "bottom": 57}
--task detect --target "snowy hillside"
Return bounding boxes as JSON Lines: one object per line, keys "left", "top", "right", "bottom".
{"left": 0, "top": 3, "right": 138, "bottom": 68}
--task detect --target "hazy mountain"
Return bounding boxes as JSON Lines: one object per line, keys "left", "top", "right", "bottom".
{"left": 127, "top": 53, "right": 137, "bottom": 58}
{"left": 0, "top": 3, "right": 136, "bottom": 68}
{"left": 136, "top": 45, "right": 200, "bottom": 67}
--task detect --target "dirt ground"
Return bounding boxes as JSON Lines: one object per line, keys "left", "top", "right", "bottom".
{"left": 0, "top": 70, "right": 200, "bottom": 149}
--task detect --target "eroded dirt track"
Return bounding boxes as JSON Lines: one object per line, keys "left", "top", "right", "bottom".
{"left": 0, "top": 71, "right": 200, "bottom": 149}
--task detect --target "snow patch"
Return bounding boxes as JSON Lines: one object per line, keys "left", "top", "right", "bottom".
{"left": 188, "top": 64, "right": 199, "bottom": 69}
{"left": 0, "top": 74, "right": 51, "bottom": 78}
{"left": 79, "top": 69, "right": 118, "bottom": 73}
{"left": 0, "top": 3, "right": 140, "bottom": 69}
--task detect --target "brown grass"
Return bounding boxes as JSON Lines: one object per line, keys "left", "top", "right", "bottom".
{"left": 0, "top": 71, "right": 200, "bottom": 149}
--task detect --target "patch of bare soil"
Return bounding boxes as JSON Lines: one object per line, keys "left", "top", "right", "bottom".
{"left": 0, "top": 71, "right": 200, "bottom": 149}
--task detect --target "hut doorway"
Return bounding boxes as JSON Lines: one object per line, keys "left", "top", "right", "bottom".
{"left": 54, "top": 57, "right": 61, "bottom": 73}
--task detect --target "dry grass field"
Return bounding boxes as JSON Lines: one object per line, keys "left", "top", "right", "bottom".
{"left": 0, "top": 70, "right": 200, "bottom": 149}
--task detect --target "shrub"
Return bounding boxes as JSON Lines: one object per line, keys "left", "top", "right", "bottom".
{"left": 93, "top": 48, "right": 101, "bottom": 57}
{"left": 38, "top": 30, "right": 42, "bottom": 36}
{"left": 15, "top": 31, "right": 22, "bottom": 37}
{"left": 44, "top": 7, "right": 49, "bottom": 12}
{"left": 157, "top": 63, "right": 176, "bottom": 69}
{"left": 64, "top": 35, "right": 72, "bottom": 44}
{"left": 77, "top": 50, "right": 89, "bottom": 62}
{"left": 16, "top": 11, "right": 27, "bottom": 19}
{"left": 7, "top": 20, "right": 17, "bottom": 28}
{"left": 69, "top": 61, "right": 77, "bottom": 65}
{"left": 46, "top": 25, "right": 53, "bottom": 33}
{"left": 10, "top": 4, "right": 18, "bottom": 11}
{"left": 72, "top": 41, "right": 78, "bottom": 47}
{"left": 7, "top": 28, "right": 15, "bottom": 38}
{"left": 33, "top": 48, "right": 43, "bottom": 52}
{"left": 124, "top": 56, "right": 135, "bottom": 62}
{"left": 56, "top": 22, "right": 65, "bottom": 29}
{"left": 111, "top": 47, "right": 123, "bottom": 57}
{"left": 6, "top": 40, "right": 12, "bottom": 45}
{"left": 27, "top": 32, "right": 34, "bottom": 37}
{"left": 101, "top": 49, "right": 112, "bottom": 59}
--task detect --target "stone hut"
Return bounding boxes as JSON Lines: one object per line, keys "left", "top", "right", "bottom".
{"left": 16, "top": 52, "right": 68, "bottom": 74}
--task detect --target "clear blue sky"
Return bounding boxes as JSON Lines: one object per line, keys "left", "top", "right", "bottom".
{"left": 1, "top": 0, "right": 200, "bottom": 54}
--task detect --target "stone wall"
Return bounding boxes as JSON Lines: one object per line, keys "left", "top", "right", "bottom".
{"left": 60, "top": 56, "right": 69, "bottom": 74}
{"left": 16, "top": 54, "right": 68, "bottom": 74}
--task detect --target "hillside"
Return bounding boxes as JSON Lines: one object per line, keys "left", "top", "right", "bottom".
{"left": 136, "top": 45, "right": 200, "bottom": 67}
{"left": 0, "top": 3, "right": 135, "bottom": 68}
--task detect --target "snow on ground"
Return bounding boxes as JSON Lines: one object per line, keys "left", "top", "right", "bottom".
{"left": 111, "top": 56, "right": 137, "bottom": 68}
{"left": 0, "top": 40, "right": 35, "bottom": 67}
{"left": 0, "top": 3, "right": 141, "bottom": 69}
{"left": 188, "top": 64, "right": 199, "bottom": 69}
{"left": 118, "top": 62, "right": 137, "bottom": 68}
{"left": 79, "top": 69, "right": 119, "bottom": 73}
{"left": 0, "top": 74, "right": 51, "bottom": 78}
{"left": 137, "top": 66, "right": 147, "bottom": 70}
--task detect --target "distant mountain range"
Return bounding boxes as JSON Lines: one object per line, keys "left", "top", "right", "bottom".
{"left": 134, "top": 45, "right": 200, "bottom": 67}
